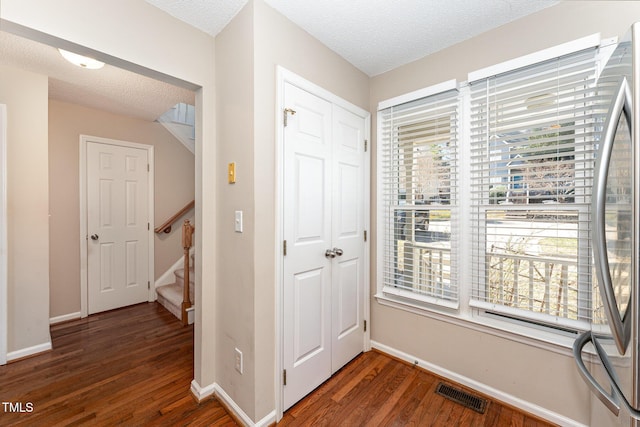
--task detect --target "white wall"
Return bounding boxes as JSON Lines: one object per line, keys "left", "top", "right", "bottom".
{"left": 369, "top": 2, "right": 640, "bottom": 425}
{"left": 0, "top": 0, "right": 216, "bottom": 388}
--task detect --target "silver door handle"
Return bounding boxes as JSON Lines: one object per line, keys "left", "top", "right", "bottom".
{"left": 325, "top": 249, "right": 336, "bottom": 258}
{"left": 333, "top": 248, "right": 343, "bottom": 256}
{"left": 592, "top": 76, "right": 632, "bottom": 354}
{"left": 574, "top": 330, "right": 640, "bottom": 420}
{"left": 91, "top": 234, "right": 99, "bottom": 241}
{"left": 573, "top": 331, "right": 621, "bottom": 416}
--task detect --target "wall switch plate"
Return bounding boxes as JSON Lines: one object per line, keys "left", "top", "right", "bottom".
{"left": 234, "top": 348, "right": 243, "bottom": 374}
{"left": 234, "top": 210, "right": 243, "bottom": 233}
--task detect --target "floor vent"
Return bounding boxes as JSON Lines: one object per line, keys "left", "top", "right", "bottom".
{"left": 435, "top": 382, "right": 488, "bottom": 414}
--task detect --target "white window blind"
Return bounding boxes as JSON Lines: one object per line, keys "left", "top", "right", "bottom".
{"left": 469, "top": 48, "right": 602, "bottom": 329}
{"left": 379, "top": 89, "right": 459, "bottom": 307}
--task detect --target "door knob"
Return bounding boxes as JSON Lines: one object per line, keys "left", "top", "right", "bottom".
{"left": 333, "top": 248, "right": 344, "bottom": 256}
{"left": 91, "top": 234, "right": 99, "bottom": 241}
{"left": 325, "top": 249, "right": 336, "bottom": 258}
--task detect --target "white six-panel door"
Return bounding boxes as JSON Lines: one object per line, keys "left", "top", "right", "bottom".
{"left": 282, "top": 82, "right": 366, "bottom": 410}
{"left": 86, "top": 140, "right": 150, "bottom": 314}
{"left": 330, "top": 104, "right": 365, "bottom": 372}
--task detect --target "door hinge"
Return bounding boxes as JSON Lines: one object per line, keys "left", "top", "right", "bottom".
{"left": 283, "top": 108, "right": 296, "bottom": 127}
{"left": 283, "top": 240, "right": 287, "bottom": 256}
{"left": 283, "top": 369, "right": 287, "bottom": 386}
{"left": 364, "top": 230, "right": 367, "bottom": 242}
{"left": 364, "top": 320, "right": 367, "bottom": 332}
{"left": 148, "top": 223, "right": 150, "bottom": 231}
{"left": 148, "top": 281, "right": 151, "bottom": 290}
{"left": 364, "top": 139, "right": 368, "bottom": 152}
{"left": 147, "top": 164, "right": 150, "bottom": 172}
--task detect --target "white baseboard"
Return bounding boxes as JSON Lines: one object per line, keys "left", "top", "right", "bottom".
{"left": 7, "top": 341, "right": 52, "bottom": 362}
{"left": 213, "top": 383, "right": 254, "bottom": 426}
{"left": 155, "top": 247, "right": 195, "bottom": 288}
{"left": 194, "top": 340, "right": 583, "bottom": 427}
{"left": 214, "top": 383, "right": 276, "bottom": 427}
{"left": 370, "top": 341, "right": 586, "bottom": 427}
{"left": 254, "top": 409, "right": 277, "bottom": 427}
{"left": 190, "top": 380, "right": 276, "bottom": 427}
{"left": 190, "top": 379, "right": 215, "bottom": 401}
{"left": 50, "top": 312, "right": 81, "bottom": 325}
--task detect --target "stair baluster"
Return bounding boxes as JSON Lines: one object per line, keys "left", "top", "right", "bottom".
{"left": 181, "top": 219, "right": 195, "bottom": 325}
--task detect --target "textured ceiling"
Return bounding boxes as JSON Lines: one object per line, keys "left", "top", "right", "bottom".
{"left": 0, "top": 1, "right": 559, "bottom": 121}
{"left": 0, "top": 31, "right": 195, "bottom": 122}
{"left": 149, "top": 0, "right": 559, "bottom": 76}
{"left": 145, "top": 0, "right": 249, "bottom": 37}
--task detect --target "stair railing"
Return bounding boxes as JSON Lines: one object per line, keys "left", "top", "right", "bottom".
{"left": 154, "top": 200, "right": 195, "bottom": 234}
{"left": 181, "top": 219, "right": 195, "bottom": 325}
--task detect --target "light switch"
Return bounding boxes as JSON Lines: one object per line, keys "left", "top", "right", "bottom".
{"left": 235, "top": 210, "right": 243, "bottom": 233}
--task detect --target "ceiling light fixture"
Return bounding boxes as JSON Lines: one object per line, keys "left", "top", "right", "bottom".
{"left": 58, "top": 49, "right": 105, "bottom": 69}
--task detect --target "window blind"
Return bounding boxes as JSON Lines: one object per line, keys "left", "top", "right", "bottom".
{"left": 379, "top": 89, "right": 459, "bottom": 307}
{"left": 468, "top": 48, "right": 603, "bottom": 329}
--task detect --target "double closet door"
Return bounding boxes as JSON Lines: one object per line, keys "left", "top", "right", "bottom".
{"left": 282, "top": 82, "right": 367, "bottom": 410}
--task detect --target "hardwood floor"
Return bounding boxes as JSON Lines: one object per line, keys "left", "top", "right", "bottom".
{"left": 0, "top": 303, "right": 235, "bottom": 426}
{"left": 0, "top": 303, "right": 555, "bottom": 426}
{"left": 280, "top": 351, "right": 555, "bottom": 427}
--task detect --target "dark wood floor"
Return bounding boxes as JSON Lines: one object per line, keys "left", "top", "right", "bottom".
{"left": 0, "top": 302, "right": 555, "bottom": 426}
{"left": 0, "top": 303, "right": 234, "bottom": 426}
{"left": 281, "top": 351, "right": 555, "bottom": 427}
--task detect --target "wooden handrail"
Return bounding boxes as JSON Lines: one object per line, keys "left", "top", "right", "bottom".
{"left": 154, "top": 200, "right": 195, "bottom": 234}
{"left": 181, "top": 219, "right": 194, "bottom": 326}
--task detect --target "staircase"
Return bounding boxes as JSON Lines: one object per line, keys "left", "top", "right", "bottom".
{"left": 156, "top": 103, "right": 195, "bottom": 154}
{"left": 156, "top": 253, "right": 194, "bottom": 324}
{"left": 155, "top": 218, "right": 195, "bottom": 325}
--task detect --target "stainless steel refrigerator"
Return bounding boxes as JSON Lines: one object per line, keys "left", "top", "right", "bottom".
{"left": 573, "top": 23, "right": 639, "bottom": 426}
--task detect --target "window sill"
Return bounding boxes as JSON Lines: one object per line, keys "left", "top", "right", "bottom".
{"left": 380, "top": 286, "right": 459, "bottom": 310}
{"left": 375, "top": 290, "right": 579, "bottom": 357}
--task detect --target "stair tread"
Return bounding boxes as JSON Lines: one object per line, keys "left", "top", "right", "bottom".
{"left": 156, "top": 252, "right": 196, "bottom": 322}
{"left": 174, "top": 268, "right": 195, "bottom": 282}
{"left": 156, "top": 283, "right": 184, "bottom": 306}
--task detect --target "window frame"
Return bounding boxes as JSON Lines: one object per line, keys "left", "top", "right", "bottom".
{"left": 468, "top": 48, "right": 600, "bottom": 331}
{"left": 375, "top": 33, "right": 618, "bottom": 348}
{"left": 378, "top": 83, "right": 460, "bottom": 309}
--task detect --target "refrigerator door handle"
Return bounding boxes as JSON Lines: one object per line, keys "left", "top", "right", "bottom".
{"left": 592, "top": 76, "right": 633, "bottom": 354}
{"left": 578, "top": 330, "right": 640, "bottom": 420}
{"left": 573, "top": 331, "right": 621, "bottom": 416}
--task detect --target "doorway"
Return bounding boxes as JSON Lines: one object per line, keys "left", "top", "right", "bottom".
{"left": 277, "top": 69, "right": 371, "bottom": 412}
{"left": 80, "top": 135, "right": 155, "bottom": 316}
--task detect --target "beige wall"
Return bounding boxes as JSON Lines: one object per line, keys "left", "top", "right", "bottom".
{"left": 253, "top": 0, "right": 369, "bottom": 420}
{"left": 1, "top": 0, "right": 217, "bottom": 387}
{"left": 214, "top": 0, "right": 370, "bottom": 421}
{"left": 369, "top": 2, "right": 640, "bottom": 424}
{"left": 48, "top": 99, "right": 195, "bottom": 319}
{"left": 0, "top": 65, "right": 50, "bottom": 354}
{"left": 5, "top": 0, "right": 640, "bottom": 424}
{"left": 215, "top": 1, "right": 256, "bottom": 417}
